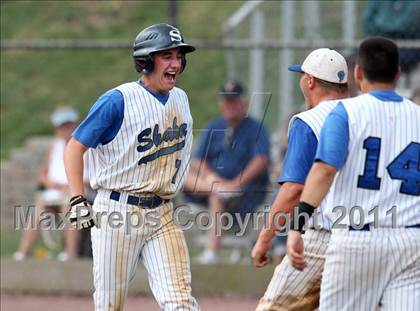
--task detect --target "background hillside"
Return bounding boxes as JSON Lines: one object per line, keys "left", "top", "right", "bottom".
{"left": 1, "top": 1, "right": 244, "bottom": 159}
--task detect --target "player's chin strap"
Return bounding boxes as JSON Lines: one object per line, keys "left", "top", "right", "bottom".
{"left": 289, "top": 201, "right": 316, "bottom": 233}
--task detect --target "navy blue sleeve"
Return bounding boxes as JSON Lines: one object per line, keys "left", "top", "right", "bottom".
{"left": 278, "top": 118, "right": 318, "bottom": 184}
{"left": 194, "top": 123, "right": 213, "bottom": 160}
{"left": 315, "top": 102, "right": 349, "bottom": 170}
{"left": 73, "top": 89, "right": 124, "bottom": 148}
{"left": 252, "top": 123, "right": 270, "bottom": 157}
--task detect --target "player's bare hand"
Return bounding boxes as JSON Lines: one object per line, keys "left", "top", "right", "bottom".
{"left": 287, "top": 230, "right": 307, "bottom": 271}
{"left": 252, "top": 238, "right": 272, "bottom": 268}
{"left": 69, "top": 195, "right": 96, "bottom": 229}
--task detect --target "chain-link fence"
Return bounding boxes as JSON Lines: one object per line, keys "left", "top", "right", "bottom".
{"left": 1, "top": 0, "right": 419, "bottom": 163}
{"left": 222, "top": 0, "right": 420, "bottom": 145}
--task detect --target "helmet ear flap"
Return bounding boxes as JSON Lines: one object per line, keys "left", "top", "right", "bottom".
{"left": 134, "top": 55, "right": 154, "bottom": 73}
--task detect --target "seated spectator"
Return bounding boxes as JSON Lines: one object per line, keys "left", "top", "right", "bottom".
{"left": 13, "top": 106, "right": 87, "bottom": 261}
{"left": 183, "top": 80, "right": 270, "bottom": 264}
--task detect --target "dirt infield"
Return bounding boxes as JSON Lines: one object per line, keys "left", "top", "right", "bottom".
{"left": 1, "top": 294, "right": 259, "bottom": 311}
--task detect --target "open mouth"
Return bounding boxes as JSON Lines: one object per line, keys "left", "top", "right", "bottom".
{"left": 164, "top": 72, "right": 177, "bottom": 83}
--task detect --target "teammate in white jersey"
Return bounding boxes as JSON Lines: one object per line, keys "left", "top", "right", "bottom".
{"left": 64, "top": 24, "right": 199, "bottom": 310}
{"left": 252, "top": 48, "right": 349, "bottom": 310}
{"left": 288, "top": 37, "right": 420, "bottom": 310}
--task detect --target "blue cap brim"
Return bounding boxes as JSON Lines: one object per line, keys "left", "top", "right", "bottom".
{"left": 288, "top": 64, "right": 303, "bottom": 73}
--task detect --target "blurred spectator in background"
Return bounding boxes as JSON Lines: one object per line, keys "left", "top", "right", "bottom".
{"left": 183, "top": 80, "right": 270, "bottom": 264}
{"left": 363, "top": 1, "right": 420, "bottom": 84}
{"left": 13, "top": 107, "right": 88, "bottom": 261}
{"left": 412, "top": 87, "right": 420, "bottom": 105}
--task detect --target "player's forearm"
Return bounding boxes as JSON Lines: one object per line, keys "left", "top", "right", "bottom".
{"left": 64, "top": 138, "right": 88, "bottom": 197}
{"left": 236, "top": 155, "right": 269, "bottom": 187}
{"left": 263, "top": 182, "right": 303, "bottom": 238}
{"left": 300, "top": 162, "right": 336, "bottom": 207}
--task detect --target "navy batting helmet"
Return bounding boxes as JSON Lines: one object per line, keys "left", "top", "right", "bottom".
{"left": 133, "top": 23, "right": 195, "bottom": 73}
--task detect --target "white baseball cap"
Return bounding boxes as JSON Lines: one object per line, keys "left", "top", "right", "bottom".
{"left": 288, "top": 48, "right": 348, "bottom": 84}
{"left": 50, "top": 106, "right": 79, "bottom": 127}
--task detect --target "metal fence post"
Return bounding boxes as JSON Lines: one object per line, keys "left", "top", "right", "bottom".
{"left": 279, "top": 1, "right": 294, "bottom": 130}
{"left": 304, "top": 0, "right": 321, "bottom": 42}
{"left": 249, "top": 8, "right": 264, "bottom": 118}
{"left": 222, "top": 0, "right": 264, "bottom": 82}
{"left": 343, "top": 0, "right": 356, "bottom": 54}
{"left": 225, "top": 31, "right": 236, "bottom": 80}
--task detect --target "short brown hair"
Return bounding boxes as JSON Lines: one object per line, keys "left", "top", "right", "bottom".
{"left": 357, "top": 37, "right": 399, "bottom": 83}
{"left": 315, "top": 77, "right": 348, "bottom": 94}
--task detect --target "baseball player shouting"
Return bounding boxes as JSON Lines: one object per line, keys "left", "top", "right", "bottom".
{"left": 288, "top": 37, "right": 420, "bottom": 310}
{"left": 64, "top": 24, "right": 200, "bottom": 310}
{"left": 252, "top": 48, "right": 349, "bottom": 310}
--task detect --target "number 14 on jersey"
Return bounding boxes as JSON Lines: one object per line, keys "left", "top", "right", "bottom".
{"left": 358, "top": 137, "right": 420, "bottom": 196}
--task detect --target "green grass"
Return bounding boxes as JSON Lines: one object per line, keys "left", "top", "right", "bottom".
{"left": 0, "top": 1, "right": 244, "bottom": 159}
{"left": 1, "top": 1, "right": 368, "bottom": 159}
{"left": 0, "top": 229, "right": 66, "bottom": 258}
{"left": 0, "top": 231, "right": 21, "bottom": 257}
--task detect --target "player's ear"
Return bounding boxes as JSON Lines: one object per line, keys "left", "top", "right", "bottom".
{"left": 354, "top": 64, "right": 363, "bottom": 83}
{"left": 308, "top": 75, "right": 316, "bottom": 90}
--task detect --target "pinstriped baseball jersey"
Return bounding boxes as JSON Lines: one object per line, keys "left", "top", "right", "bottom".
{"left": 289, "top": 99, "right": 341, "bottom": 230}
{"left": 320, "top": 227, "right": 420, "bottom": 310}
{"left": 325, "top": 94, "right": 420, "bottom": 227}
{"left": 90, "top": 82, "right": 193, "bottom": 199}
{"left": 256, "top": 100, "right": 341, "bottom": 310}
{"left": 290, "top": 100, "right": 340, "bottom": 141}
{"left": 68, "top": 23, "right": 200, "bottom": 311}
{"left": 86, "top": 81, "right": 200, "bottom": 310}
